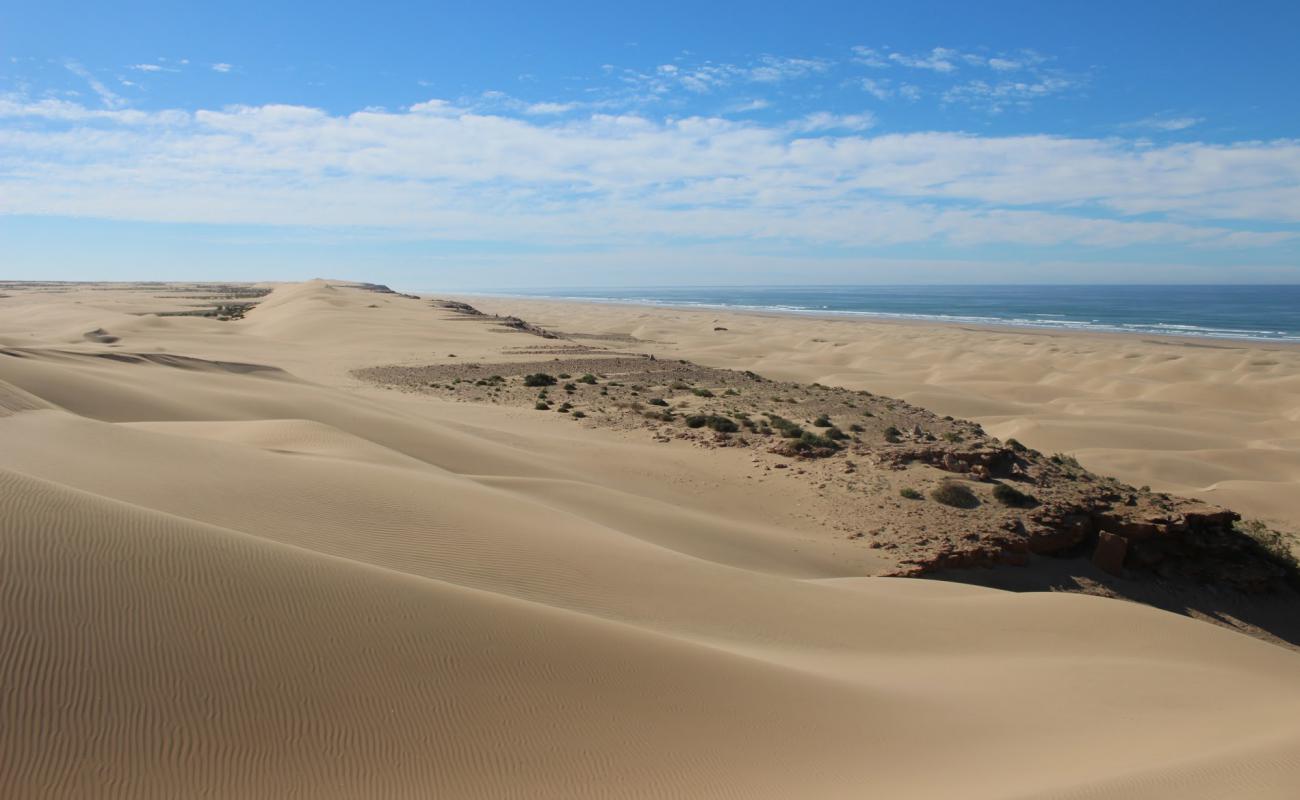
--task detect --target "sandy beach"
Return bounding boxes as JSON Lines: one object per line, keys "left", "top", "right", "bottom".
{"left": 2, "top": 279, "right": 1299, "bottom": 799}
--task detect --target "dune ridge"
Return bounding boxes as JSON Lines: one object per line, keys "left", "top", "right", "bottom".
{"left": 2, "top": 280, "right": 1300, "bottom": 798}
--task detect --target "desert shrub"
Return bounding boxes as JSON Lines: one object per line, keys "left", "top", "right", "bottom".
{"left": 524, "top": 373, "right": 557, "bottom": 387}
{"left": 1005, "top": 438, "right": 1027, "bottom": 452}
{"left": 812, "top": 414, "right": 832, "bottom": 428}
{"left": 825, "top": 427, "right": 848, "bottom": 441}
{"left": 774, "top": 431, "right": 841, "bottom": 457}
{"left": 707, "top": 415, "right": 739, "bottom": 433}
{"left": 992, "top": 482, "right": 1037, "bottom": 508}
{"left": 558, "top": 402, "right": 573, "bottom": 412}
{"left": 861, "top": 410, "right": 875, "bottom": 417}
{"left": 670, "top": 380, "right": 691, "bottom": 390}
{"left": 899, "top": 487, "right": 923, "bottom": 500}
{"left": 572, "top": 410, "right": 586, "bottom": 418}
{"left": 723, "top": 388, "right": 739, "bottom": 396}
{"left": 1238, "top": 520, "right": 1300, "bottom": 580}
{"left": 943, "top": 432, "right": 964, "bottom": 443}
{"left": 743, "top": 370, "right": 764, "bottom": 381}
{"left": 883, "top": 425, "right": 902, "bottom": 443}
{"left": 578, "top": 373, "right": 598, "bottom": 384}
{"left": 557, "top": 373, "right": 571, "bottom": 379}
{"left": 692, "top": 387, "right": 715, "bottom": 398}
{"left": 647, "top": 398, "right": 669, "bottom": 406}
{"left": 534, "top": 401, "right": 551, "bottom": 410}
{"left": 685, "top": 414, "right": 738, "bottom": 433}
{"left": 930, "top": 481, "right": 978, "bottom": 509}
{"left": 849, "top": 423, "right": 865, "bottom": 433}
{"left": 1051, "top": 453, "right": 1082, "bottom": 469}
{"left": 798, "top": 431, "right": 839, "bottom": 449}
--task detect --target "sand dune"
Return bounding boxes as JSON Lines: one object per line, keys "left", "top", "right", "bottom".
{"left": 2, "top": 281, "right": 1300, "bottom": 798}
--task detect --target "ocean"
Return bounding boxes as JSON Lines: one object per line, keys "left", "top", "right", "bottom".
{"left": 476, "top": 285, "right": 1300, "bottom": 343}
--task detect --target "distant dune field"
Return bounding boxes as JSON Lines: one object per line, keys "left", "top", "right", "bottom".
{"left": 2, "top": 280, "right": 1299, "bottom": 799}
{"left": 464, "top": 294, "right": 1300, "bottom": 533}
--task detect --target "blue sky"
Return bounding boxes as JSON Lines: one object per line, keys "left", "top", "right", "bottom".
{"left": 2, "top": 0, "right": 1298, "bottom": 288}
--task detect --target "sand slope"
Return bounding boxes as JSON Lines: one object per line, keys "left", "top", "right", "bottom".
{"left": 2, "top": 281, "right": 1300, "bottom": 798}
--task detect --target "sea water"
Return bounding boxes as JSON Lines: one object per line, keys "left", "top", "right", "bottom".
{"left": 475, "top": 285, "right": 1300, "bottom": 343}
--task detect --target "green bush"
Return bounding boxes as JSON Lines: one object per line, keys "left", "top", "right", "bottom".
{"left": 776, "top": 431, "right": 842, "bottom": 456}
{"left": 691, "top": 387, "right": 715, "bottom": 398}
{"left": 685, "top": 414, "right": 738, "bottom": 433}
{"left": 884, "top": 425, "right": 901, "bottom": 442}
{"left": 534, "top": 401, "right": 551, "bottom": 410}
{"left": 992, "top": 482, "right": 1036, "bottom": 507}
{"left": 799, "top": 431, "right": 839, "bottom": 449}
{"left": 930, "top": 481, "right": 978, "bottom": 509}
{"left": 578, "top": 373, "right": 598, "bottom": 384}
{"left": 647, "top": 398, "right": 669, "bottom": 406}
{"left": 812, "top": 414, "right": 832, "bottom": 427}
{"left": 524, "top": 373, "right": 557, "bottom": 387}
{"left": 1005, "top": 438, "right": 1027, "bottom": 452}
{"left": 942, "top": 432, "right": 964, "bottom": 443}
{"left": 899, "top": 487, "right": 923, "bottom": 500}
{"left": 572, "top": 410, "right": 586, "bottom": 419}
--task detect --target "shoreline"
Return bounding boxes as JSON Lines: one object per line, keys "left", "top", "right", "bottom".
{"left": 447, "top": 290, "right": 1300, "bottom": 349}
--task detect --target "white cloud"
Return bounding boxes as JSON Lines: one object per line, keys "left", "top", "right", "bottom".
{"left": 888, "top": 47, "right": 960, "bottom": 73}
{"left": 850, "top": 46, "right": 890, "bottom": 68}
{"left": 749, "top": 55, "right": 829, "bottom": 83}
{"left": 524, "top": 102, "right": 577, "bottom": 115}
{"left": 897, "top": 84, "right": 923, "bottom": 102}
{"left": 724, "top": 98, "right": 770, "bottom": 113}
{"left": 0, "top": 96, "right": 1294, "bottom": 255}
{"left": 63, "top": 62, "right": 125, "bottom": 109}
{"left": 1128, "top": 115, "right": 1203, "bottom": 132}
{"left": 861, "top": 79, "right": 892, "bottom": 100}
{"left": 130, "top": 64, "right": 164, "bottom": 73}
{"left": 211, "top": 63, "right": 233, "bottom": 73}
{"left": 942, "top": 76, "right": 1075, "bottom": 112}
{"left": 790, "top": 112, "right": 874, "bottom": 133}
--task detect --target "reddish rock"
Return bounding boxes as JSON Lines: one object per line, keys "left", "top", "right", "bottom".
{"left": 1093, "top": 531, "right": 1128, "bottom": 576}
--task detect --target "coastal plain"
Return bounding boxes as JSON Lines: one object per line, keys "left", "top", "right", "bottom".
{"left": 2, "top": 280, "right": 1300, "bottom": 799}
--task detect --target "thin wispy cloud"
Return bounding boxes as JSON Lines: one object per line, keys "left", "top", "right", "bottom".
{"left": 63, "top": 61, "right": 125, "bottom": 109}
{"left": 1127, "top": 114, "right": 1204, "bottom": 132}
{"left": 211, "top": 63, "right": 233, "bottom": 73}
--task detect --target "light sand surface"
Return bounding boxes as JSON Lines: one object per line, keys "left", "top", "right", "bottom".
{"left": 2, "top": 280, "right": 1300, "bottom": 799}
{"left": 462, "top": 295, "right": 1300, "bottom": 532}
